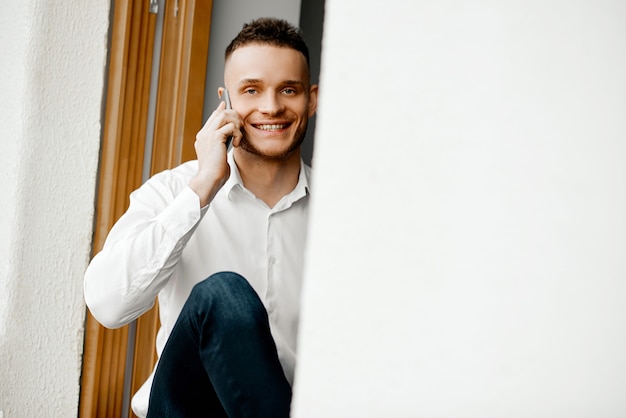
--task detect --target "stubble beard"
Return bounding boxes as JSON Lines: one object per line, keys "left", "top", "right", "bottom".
{"left": 239, "top": 119, "right": 308, "bottom": 162}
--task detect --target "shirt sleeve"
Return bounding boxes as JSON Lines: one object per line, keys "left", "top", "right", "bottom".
{"left": 84, "top": 170, "right": 206, "bottom": 329}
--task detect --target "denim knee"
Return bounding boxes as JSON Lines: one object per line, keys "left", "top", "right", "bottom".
{"left": 191, "top": 271, "right": 250, "bottom": 298}
{"left": 186, "top": 272, "right": 266, "bottom": 329}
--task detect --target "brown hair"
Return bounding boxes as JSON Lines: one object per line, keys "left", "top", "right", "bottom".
{"left": 225, "top": 17, "right": 310, "bottom": 70}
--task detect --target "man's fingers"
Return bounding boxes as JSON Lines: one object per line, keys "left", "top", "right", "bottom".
{"left": 197, "top": 106, "right": 241, "bottom": 143}
{"left": 231, "top": 129, "right": 243, "bottom": 148}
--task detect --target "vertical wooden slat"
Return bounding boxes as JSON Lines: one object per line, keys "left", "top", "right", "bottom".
{"left": 151, "top": 0, "right": 213, "bottom": 172}
{"left": 99, "top": 331, "right": 114, "bottom": 417}
{"left": 128, "top": 306, "right": 160, "bottom": 416}
{"left": 79, "top": 0, "right": 157, "bottom": 417}
{"left": 179, "top": 0, "right": 214, "bottom": 163}
{"left": 80, "top": 320, "right": 103, "bottom": 416}
{"left": 149, "top": 2, "right": 182, "bottom": 172}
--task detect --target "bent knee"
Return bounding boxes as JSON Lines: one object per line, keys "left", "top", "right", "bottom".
{"left": 185, "top": 272, "right": 268, "bottom": 332}
{"left": 192, "top": 271, "right": 249, "bottom": 296}
{"left": 189, "top": 272, "right": 263, "bottom": 313}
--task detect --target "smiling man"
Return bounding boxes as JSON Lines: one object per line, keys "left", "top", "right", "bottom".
{"left": 84, "top": 18, "right": 318, "bottom": 417}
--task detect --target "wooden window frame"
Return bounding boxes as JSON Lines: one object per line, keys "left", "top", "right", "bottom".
{"left": 79, "top": 1, "right": 213, "bottom": 417}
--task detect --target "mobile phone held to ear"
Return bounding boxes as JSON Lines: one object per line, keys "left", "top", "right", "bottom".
{"left": 223, "top": 87, "right": 232, "bottom": 109}
{"left": 222, "top": 88, "right": 233, "bottom": 150}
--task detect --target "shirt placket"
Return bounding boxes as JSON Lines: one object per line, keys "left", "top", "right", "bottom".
{"left": 265, "top": 211, "right": 278, "bottom": 318}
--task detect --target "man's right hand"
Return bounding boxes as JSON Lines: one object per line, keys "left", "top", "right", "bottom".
{"left": 189, "top": 101, "right": 243, "bottom": 207}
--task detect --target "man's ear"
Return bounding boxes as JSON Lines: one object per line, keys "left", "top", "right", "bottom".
{"left": 308, "top": 84, "right": 319, "bottom": 117}
{"left": 217, "top": 87, "right": 225, "bottom": 99}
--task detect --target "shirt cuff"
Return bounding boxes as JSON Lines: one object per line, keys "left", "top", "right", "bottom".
{"left": 155, "top": 186, "right": 205, "bottom": 240}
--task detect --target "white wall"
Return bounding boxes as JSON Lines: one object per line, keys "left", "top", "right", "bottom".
{"left": 294, "top": 1, "right": 626, "bottom": 417}
{"left": 0, "top": 1, "right": 109, "bottom": 416}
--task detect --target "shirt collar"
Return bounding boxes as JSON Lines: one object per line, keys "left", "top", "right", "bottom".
{"left": 224, "top": 149, "right": 244, "bottom": 194}
{"left": 225, "top": 150, "right": 311, "bottom": 207}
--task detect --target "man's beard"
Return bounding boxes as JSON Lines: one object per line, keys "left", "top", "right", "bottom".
{"left": 238, "top": 120, "right": 308, "bottom": 162}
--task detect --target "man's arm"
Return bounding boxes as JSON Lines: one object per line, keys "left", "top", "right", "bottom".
{"left": 84, "top": 100, "right": 242, "bottom": 328}
{"left": 84, "top": 173, "right": 205, "bottom": 328}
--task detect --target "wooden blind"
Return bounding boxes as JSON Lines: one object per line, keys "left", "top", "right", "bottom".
{"left": 79, "top": 1, "right": 212, "bottom": 417}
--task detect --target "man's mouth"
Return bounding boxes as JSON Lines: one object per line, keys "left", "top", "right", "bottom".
{"left": 254, "top": 123, "right": 289, "bottom": 132}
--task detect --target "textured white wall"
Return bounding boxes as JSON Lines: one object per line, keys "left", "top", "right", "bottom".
{"left": 294, "top": 1, "right": 626, "bottom": 417}
{"left": 0, "top": 1, "right": 109, "bottom": 416}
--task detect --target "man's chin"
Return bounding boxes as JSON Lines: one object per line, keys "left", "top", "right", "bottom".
{"left": 239, "top": 138, "right": 303, "bottom": 161}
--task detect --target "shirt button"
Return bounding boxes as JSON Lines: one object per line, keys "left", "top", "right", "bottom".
{"left": 269, "top": 256, "right": 276, "bottom": 265}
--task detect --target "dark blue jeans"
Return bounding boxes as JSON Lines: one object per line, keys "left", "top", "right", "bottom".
{"left": 146, "top": 272, "right": 292, "bottom": 417}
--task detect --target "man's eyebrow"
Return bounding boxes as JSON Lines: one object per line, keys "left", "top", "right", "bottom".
{"left": 282, "top": 80, "right": 306, "bottom": 88}
{"left": 237, "top": 78, "right": 262, "bottom": 86}
{"left": 236, "top": 79, "right": 305, "bottom": 87}
{"left": 237, "top": 78, "right": 263, "bottom": 87}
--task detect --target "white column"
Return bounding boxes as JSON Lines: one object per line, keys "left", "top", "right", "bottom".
{"left": 294, "top": 1, "right": 626, "bottom": 417}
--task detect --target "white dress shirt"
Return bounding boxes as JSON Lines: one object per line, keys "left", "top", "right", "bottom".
{"left": 84, "top": 151, "right": 311, "bottom": 417}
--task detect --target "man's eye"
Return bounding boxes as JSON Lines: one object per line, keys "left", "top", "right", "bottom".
{"left": 282, "top": 88, "right": 296, "bottom": 95}
{"left": 244, "top": 88, "right": 258, "bottom": 95}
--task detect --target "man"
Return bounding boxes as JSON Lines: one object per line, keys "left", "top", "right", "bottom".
{"left": 84, "top": 17, "right": 318, "bottom": 417}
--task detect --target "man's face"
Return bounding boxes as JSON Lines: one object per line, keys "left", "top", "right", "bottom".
{"left": 224, "top": 44, "right": 318, "bottom": 161}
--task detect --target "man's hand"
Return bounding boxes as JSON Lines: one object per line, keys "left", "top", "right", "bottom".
{"left": 188, "top": 101, "right": 243, "bottom": 207}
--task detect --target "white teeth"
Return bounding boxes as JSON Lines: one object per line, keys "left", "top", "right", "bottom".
{"left": 257, "top": 124, "right": 286, "bottom": 131}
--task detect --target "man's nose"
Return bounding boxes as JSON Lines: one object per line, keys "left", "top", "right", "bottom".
{"left": 258, "top": 93, "right": 284, "bottom": 115}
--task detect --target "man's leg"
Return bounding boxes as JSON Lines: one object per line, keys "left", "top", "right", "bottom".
{"left": 146, "top": 272, "right": 292, "bottom": 418}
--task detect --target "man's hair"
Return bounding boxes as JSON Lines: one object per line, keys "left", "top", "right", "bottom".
{"left": 225, "top": 18, "right": 310, "bottom": 69}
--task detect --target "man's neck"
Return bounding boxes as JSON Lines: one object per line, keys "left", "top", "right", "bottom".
{"left": 233, "top": 148, "right": 302, "bottom": 208}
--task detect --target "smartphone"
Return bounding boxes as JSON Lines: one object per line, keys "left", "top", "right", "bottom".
{"left": 222, "top": 88, "right": 233, "bottom": 149}
{"left": 223, "top": 87, "right": 232, "bottom": 109}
